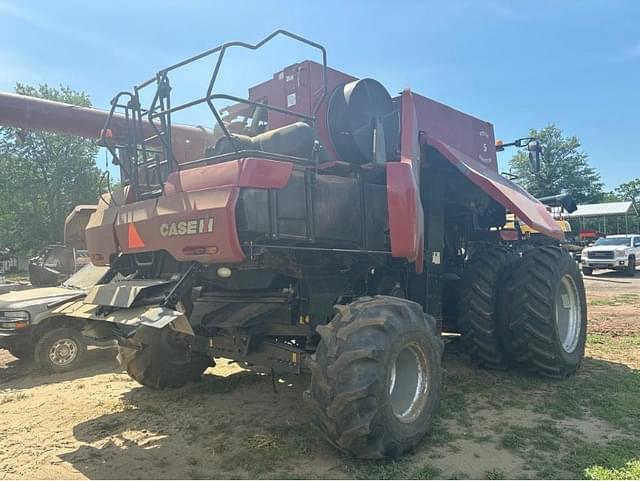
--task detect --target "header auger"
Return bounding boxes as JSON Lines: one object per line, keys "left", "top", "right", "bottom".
{"left": 39, "top": 30, "right": 587, "bottom": 459}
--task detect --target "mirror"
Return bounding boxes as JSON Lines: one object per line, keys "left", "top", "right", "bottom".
{"left": 527, "top": 139, "right": 543, "bottom": 173}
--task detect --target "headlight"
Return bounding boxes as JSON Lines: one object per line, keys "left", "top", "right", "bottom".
{"left": 581, "top": 249, "right": 588, "bottom": 255}
{"left": 2, "top": 311, "right": 30, "bottom": 320}
{"left": 0, "top": 311, "right": 30, "bottom": 329}
{"left": 615, "top": 248, "right": 626, "bottom": 256}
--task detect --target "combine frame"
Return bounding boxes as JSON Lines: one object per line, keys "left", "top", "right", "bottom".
{"left": 47, "top": 30, "right": 587, "bottom": 459}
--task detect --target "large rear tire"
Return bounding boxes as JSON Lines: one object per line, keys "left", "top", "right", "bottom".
{"left": 457, "top": 247, "right": 514, "bottom": 369}
{"left": 117, "top": 326, "right": 212, "bottom": 389}
{"left": 306, "top": 296, "right": 444, "bottom": 459}
{"left": 508, "top": 246, "right": 587, "bottom": 378}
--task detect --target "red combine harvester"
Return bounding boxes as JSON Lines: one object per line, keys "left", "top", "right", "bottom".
{"left": 7, "top": 30, "right": 587, "bottom": 458}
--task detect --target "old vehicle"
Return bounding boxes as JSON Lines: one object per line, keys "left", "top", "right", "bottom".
{"left": 27, "top": 206, "right": 97, "bottom": 287}
{"left": 0, "top": 263, "right": 110, "bottom": 371}
{"left": 3, "top": 31, "right": 587, "bottom": 459}
{"left": 581, "top": 234, "right": 640, "bottom": 276}
{"left": 27, "top": 244, "right": 90, "bottom": 287}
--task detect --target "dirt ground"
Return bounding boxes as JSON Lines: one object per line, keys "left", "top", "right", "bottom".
{"left": 1, "top": 270, "right": 638, "bottom": 480}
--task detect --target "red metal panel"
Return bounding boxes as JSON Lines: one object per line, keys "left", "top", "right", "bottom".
{"left": 164, "top": 158, "right": 293, "bottom": 194}
{"left": 387, "top": 90, "right": 424, "bottom": 272}
{"left": 427, "top": 136, "right": 564, "bottom": 240}
{"left": 412, "top": 93, "right": 498, "bottom": 171}
{"left": 113, "top": 187, "right": 244, "bottom": 264}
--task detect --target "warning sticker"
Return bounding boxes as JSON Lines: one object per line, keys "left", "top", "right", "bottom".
{"left": 287, "top": 93, "right": 296, "bottom": 107}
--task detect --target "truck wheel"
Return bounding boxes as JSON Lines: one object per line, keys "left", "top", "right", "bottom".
{"left": 508, "top": 246, "right": 587, "bottom": 378}
{"left": 457, "top": 247, "right": 514, "bottom": 369}
{"left": 306, "top": 296, "right": 444, "bottom": 459}
{"left": 582, "top": 267, "right": 593, "bottom": 276}
{"left": 117, "top": 326, "right": 212, "bottom": 389}
{"left": 626, "top": 256, "right": 636, "bottom": 277}
{"left": 34, "top": 327, "right": 87, "bottom": 373}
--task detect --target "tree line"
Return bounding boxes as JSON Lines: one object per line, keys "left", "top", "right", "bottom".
{"left": 0, "top": 84, "right": 638, "bottom": 255}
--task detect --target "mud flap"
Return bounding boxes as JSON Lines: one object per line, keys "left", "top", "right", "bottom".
{"left": 54, "top": 301, "right": 194, "bottom": 336}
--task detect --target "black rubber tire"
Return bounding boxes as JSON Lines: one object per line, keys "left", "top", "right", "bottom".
{"left": 34, "top": 327, "right": 87, "bottom": 373}
{"left": 5, "top": 344, "right": 34, "bottom": 360}
{"left": 626, "top": 256, "right": 636, "bottom": 277}
{"left": 306, "top": 296, "right": 444, "bottom": 459}
{"left": 457, "top": 247, "right": 514, "bottom": 369}
{"left": 117, "top": 326, "right": 212, "bottom": 389}
{"left": 582, "top": 267, "right": 593, "bottom": 276}
{"left": 507, "top": 246, "right": 587, "bottom": 378}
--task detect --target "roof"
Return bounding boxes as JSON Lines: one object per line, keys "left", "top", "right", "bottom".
{"left": 565, "top": 201, "right": 637, "bottom": 218}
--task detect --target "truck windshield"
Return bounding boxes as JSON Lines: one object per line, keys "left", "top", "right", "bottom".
{"left": 62, "top": 264, "right": 109, "bottom": 290}
{"left": 594, "top": 237, "right": 631, "bottom": 247}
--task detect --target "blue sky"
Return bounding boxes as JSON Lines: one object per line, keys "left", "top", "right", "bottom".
{"left": 1, "top": 0, "right": 638, "bottom": 190}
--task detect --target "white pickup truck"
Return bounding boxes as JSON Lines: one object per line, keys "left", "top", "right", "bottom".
{"left": 581, "top": 234, "right": 640, "bottom": 276}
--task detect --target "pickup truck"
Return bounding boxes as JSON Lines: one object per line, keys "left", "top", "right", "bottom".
{"left": 0, "top": 263, "right": 111, "bottom": 372}
{"left": 580, "top": 234, "right": 640, "bottom": 276}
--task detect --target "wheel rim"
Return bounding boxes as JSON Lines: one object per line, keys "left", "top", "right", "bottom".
{"left": 389, "top": 342, "right": 430, "bottom": 423}
{"left": 555, "top": 274, "right": 581, "bottom": 353}
{"left": 48, "top": 338, "right": 78, "bottom": 366}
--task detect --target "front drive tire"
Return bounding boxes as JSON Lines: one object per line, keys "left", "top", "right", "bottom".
{"left": 34, "top": 327, "right": 87, "bottom": 373}
{"left": 508, "top": 246, "right": 587, "bottom": 378}
{"left": 117, "top": 326, "right": 213, "bottom": 389}
{"left": 306, "top": 296, "right": 444, "bottom": 459}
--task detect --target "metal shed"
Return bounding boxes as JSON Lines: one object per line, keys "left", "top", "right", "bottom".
{"left": 566, "top": 201, "right": 639, "bottom": 234}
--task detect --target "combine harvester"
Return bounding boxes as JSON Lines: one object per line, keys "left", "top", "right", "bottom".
{"left": 0, "top": 31, "right": 586, "bottom": 459}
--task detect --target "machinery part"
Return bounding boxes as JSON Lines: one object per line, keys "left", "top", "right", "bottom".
{"left": 212, "top": 122, "right": 316, "bottom": 160}
{"left": 306, "top": 296, "right": 443, "bottom": 459}
{"left": 116, "top": 326, "right": 212, "bottom": 389}
{"left": 457, "top": 247, "right": 514, "bottom": 369}
{"left": 0, "top": 92, "right": 214, "bottom": 163}
{"left": 508, "top": 246, "right": 587, "bottom": 378}
{"left": 34, "top": 327, "right": 87, "bottom": 373}
{"left": 582, "top": 267, "right": 593, "bottom": 276}
{"left": 327, "top": 79, "right": 400, "bottom": 164}
{"left": 626, "top": 256, "right": 636, "bottom": 277}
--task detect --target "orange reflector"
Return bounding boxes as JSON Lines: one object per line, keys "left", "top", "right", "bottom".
{"left": 128, "top": 223, "right": 145, "bottom": 249}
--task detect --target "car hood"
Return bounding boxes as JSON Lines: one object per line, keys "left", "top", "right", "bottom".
{"left": 585, "top": 245, "right": 627, "bottom": 252}
{"left": 0, "top": 287, "right": 84, "bottom": 310}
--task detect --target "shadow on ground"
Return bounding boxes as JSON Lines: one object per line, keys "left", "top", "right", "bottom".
{"left": 0, "top": 346, "right": 119, "bottom": 390}
{"left": 57, "top": 344, "right": 639, "bottom": 480}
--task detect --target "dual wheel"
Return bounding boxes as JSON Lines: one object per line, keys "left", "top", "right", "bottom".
{"left": 457, "top": 245, "right": 588, "bottom": 377}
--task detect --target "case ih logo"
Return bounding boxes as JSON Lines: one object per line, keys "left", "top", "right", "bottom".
{"left": 160, "top": 218, "right": 214, "bottom": 237}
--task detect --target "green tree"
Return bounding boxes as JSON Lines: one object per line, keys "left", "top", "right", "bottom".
{"left": 0, "top": 84, "right": 102, "bottom": 253}
{"left": 509, "top": 124, "right": 603, "bottom": 204}
{"left": 615, "top": 178, "right": 640, "bottom": 212}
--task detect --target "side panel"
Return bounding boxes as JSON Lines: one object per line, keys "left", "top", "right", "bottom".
{"left": 428, "top": 136, "right": 564, "bottom": 240}
{"left": 387, "top": 90, "right": 424, "bottom": 272}
{"left": 113, "top": 187, "right": 244, "bottom": 264}
{"left": 412, "top": 93, "right": 498, "bottom": 171}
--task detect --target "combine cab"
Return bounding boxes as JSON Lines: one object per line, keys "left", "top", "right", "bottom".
{"left": 51, "top": 31, "right": 586, "bottom": 458}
